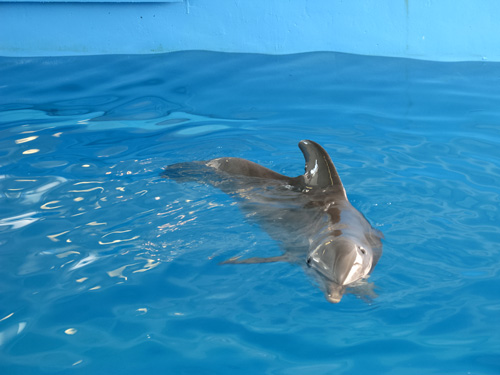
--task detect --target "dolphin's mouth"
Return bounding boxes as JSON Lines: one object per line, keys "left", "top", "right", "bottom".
{"left": 327, "top": 294, "right": 342, "bottom": 303}
{"left": 326, "top": 282, "right": 346, "bottom": 303}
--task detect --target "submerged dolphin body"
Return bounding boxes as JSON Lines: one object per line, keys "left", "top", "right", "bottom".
{"left": 162, "top": 140, "right": 383, "bottom": 303}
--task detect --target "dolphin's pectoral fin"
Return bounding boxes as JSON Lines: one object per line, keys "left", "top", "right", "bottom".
{"left": 220, "top": 255, "right": 288, "bottom": 265}
{"left": 345, "top": 280, "right": 378, "bottom": 302}
{"left": 370, "top": 227, "right": 384, "bottom": 240}
{"left": 366, "top": 230, "right": 383, "bottom": 272}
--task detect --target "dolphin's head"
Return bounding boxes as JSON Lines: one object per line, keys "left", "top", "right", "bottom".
{"left": 306, "top": 236, "right": 373, "bottom": 303}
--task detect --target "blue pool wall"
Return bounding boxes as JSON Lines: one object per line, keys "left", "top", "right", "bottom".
{"left": 0, "top": 0, "right": 498, "bottom": 61}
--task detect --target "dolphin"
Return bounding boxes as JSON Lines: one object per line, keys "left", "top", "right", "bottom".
{"left": 162, "top": 140, "right": 383, "bottom": 303}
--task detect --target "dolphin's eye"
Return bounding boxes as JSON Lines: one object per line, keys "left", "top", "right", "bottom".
{"left": 360, "top": 247, "right": 366, "bottom": 255}
{"left": 306, "top": 257, "right": 312, "bottom": 266}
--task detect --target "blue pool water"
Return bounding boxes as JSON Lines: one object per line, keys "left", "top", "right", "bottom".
{"left": 0, "top": 51, "right": 499, "bottom": 374}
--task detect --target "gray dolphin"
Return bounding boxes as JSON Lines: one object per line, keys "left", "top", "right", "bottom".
{"left": 162, "top": 140, "right": 383, "bottom": 303}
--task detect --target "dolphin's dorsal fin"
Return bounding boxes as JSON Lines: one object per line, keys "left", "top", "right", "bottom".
{"left": 297, "top": 140, "right": 347, "bottom": 199}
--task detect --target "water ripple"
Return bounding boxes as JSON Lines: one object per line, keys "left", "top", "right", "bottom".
{"left": 1, "top": 51, "right": 500, "bottom": 374}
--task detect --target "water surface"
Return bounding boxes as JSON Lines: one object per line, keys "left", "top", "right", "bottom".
{"left": 0, "top": 51, "right": 499, "bottom": 374}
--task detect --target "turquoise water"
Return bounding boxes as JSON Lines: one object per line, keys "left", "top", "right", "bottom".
{"left": 0, "top": 52, "right": 499, "bottom": 374}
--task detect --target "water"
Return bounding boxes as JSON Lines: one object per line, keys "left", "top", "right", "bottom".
{"left": 0, "top": 51, "right": 499, "bottom": 374}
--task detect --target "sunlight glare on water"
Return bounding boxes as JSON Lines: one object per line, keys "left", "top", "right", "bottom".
{"left": 0, "top": 52, "right": 499, "bottom": 374}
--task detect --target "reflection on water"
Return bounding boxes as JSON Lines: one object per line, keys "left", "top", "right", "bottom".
{"left": 0, "top": 124, "right": 204, "bottom": 297}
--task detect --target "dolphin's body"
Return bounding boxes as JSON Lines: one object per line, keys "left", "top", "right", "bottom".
{"left": 162, "top": 140, "right": 383, "bottom": 303}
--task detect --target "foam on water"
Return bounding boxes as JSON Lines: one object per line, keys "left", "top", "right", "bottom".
{"left": 0, "top": 52, "right": 499, "bottom": 374}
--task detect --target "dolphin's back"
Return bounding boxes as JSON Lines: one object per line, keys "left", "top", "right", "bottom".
{"left": 207, "top": 157, "right": 291, "bottom": 182}
{"left": 207, "top": 141, "right": 349, "bottom": 201}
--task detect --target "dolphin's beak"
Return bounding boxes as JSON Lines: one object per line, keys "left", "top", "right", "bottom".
{"left": 326, "top": 294, "right": 342, "bottom": 303}
{"left": 326, "top": 282, "right": 345, "bottom": 303}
